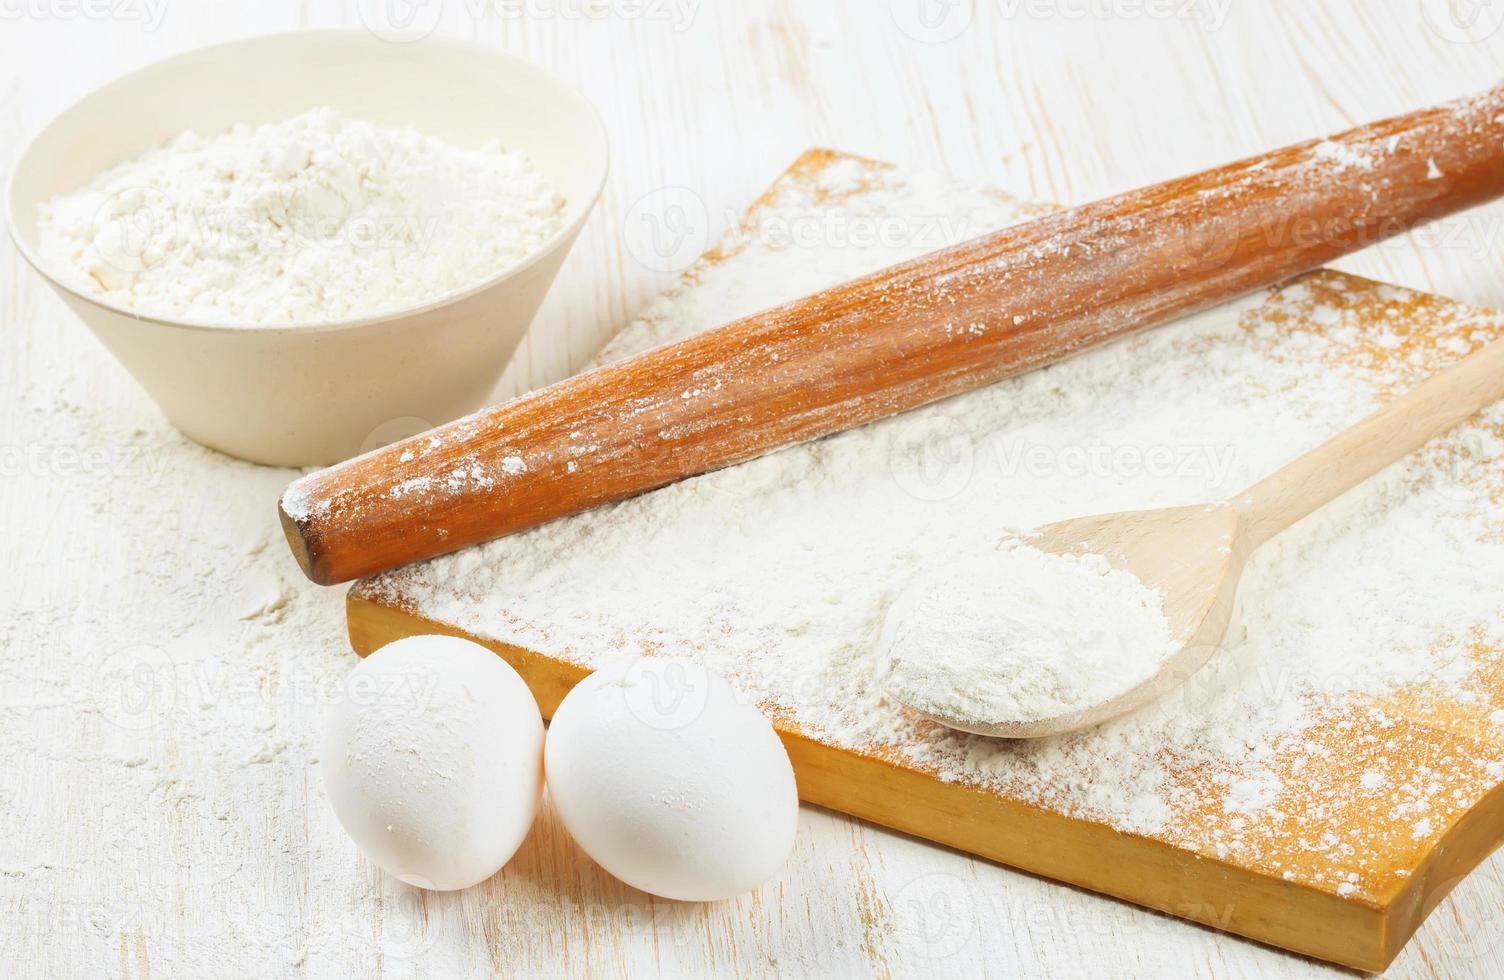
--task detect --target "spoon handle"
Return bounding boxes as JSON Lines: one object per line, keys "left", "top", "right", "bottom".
{"left": 1235, "top": 337, "right": 1504, "bottom": 548}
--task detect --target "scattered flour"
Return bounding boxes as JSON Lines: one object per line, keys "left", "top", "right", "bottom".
{"left": 358, "top": 154, "right": 1504, "bottom": 897}
{"left": 36, "top": 107, "right": 565, "bottom": 324}
{"left": 0, "top": 363, "right": 363, "bottom": 973}
{"left": 1313, "top": 139, "right": 1375, "bottom": 170}
{"left": 877, "top": 542, "right": 1174, "bottom": 728}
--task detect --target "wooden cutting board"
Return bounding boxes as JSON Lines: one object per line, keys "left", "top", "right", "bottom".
{"left": 345, "top": 150, "right": 1504, "bottom": 972}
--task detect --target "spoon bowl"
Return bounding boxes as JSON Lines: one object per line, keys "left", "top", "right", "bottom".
{"left": 927, "top": 504, "right": 1244, "bottom": 738}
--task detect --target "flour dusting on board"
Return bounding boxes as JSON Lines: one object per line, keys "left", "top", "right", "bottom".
{"left": 358, "top": 153, "right": 1504, "bottom": 898}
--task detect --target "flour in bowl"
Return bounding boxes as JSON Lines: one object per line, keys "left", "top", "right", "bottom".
{"left": 877, "top": 542, "right": 1174, "bottom": 729}
{"left": 36, "top": 107, "right": 565, "bottom": 324}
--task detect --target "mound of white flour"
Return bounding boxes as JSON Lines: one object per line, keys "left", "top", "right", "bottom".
{"left": 36, "top": 108, "right": 565, "bottom": 324}
{"left": 878, "top": 543, "right": 1175, "bottom": 727}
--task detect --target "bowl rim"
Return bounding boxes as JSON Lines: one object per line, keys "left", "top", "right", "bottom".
{"left": 4, "top": 28, "right": 610, "bottom": 337}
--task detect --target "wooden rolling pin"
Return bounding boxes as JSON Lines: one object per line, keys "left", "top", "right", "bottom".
{"left": 281, "top": 86, "right": 1504, "bottom": 586}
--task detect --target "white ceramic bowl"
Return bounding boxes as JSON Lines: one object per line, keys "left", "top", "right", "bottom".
{"left": 7, "top": 31, "right": 607, "bottom": 466}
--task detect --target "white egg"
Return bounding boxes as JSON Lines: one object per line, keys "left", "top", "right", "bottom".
{"left": 321, "top": 634, "right": 544, "bottom": 890}
{"left": 545, "top": 656, "right": 799, "bottom": 901}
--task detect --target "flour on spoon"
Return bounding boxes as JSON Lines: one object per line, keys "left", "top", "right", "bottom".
{"left": 878, "top": 542, "right": 1175, "bottom": 729}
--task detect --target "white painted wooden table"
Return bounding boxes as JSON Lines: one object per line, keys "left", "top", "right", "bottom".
{"left": 4, "top": 1, "right": 1504, "bottom": 976}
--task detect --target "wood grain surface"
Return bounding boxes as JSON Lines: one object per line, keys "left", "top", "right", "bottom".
{"left": 5, "top": 2, "right": 1504, "bottom": 978}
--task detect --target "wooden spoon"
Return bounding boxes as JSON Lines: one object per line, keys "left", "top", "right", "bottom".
{"left": 899, "top": 334, "right": 1504, "bottom": 738}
